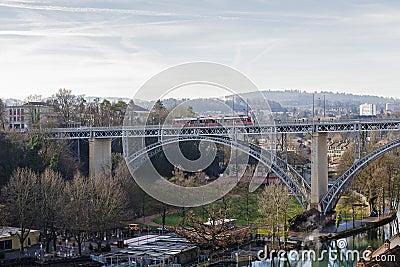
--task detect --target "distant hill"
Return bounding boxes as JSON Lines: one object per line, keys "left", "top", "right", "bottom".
{"left": 4, "top": 90, "right": 398, "bottom": 112}
{"left": 148, "top": 97, "right": 284, "bottom": 114}
{"left": 246, "top": 90, "right": 398, "bottom": 108}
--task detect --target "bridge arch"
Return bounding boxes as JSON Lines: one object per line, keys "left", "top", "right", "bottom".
{"left": 320, "top": 137, "right": 400, "bottom": 214}
{"left": 125, "top": 135, "right": 310, "bottom": 209}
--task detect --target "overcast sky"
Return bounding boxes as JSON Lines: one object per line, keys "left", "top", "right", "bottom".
{"left": 1, "top": 0, "right": 400, "bottom": 100}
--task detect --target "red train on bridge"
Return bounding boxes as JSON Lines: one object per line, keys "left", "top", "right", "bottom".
{"left": 172, "top": 115, "right": 253, "bottom": 127}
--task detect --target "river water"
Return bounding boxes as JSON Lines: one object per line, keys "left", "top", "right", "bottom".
{"left": 249, "top": 209, "right": 400, "bottom": 267}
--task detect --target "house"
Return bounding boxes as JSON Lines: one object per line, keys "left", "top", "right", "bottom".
{"left": 0, "top": 227, "right": 40, "bottom": 250}
{"left": 356, "top": 233, "right": 400, "bottom": 267}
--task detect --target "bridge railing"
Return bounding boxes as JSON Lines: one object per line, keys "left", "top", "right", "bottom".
{"left": 38, "top": 119, "right": 400, "bottom": 139}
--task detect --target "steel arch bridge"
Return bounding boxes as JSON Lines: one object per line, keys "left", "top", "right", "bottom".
{"left": 126, "top": 135, "right": 400, "bottom": 213}
{"left": 43, "top": 119, "right": 400, "bottom": 212}
{"left": 124, "top": 135, "right": 311, "bottom": 209}
{"left": 45, "top": 119, "right": 400, "bottom": 139}
{"left": 320, "top": 137, "right": 400, "bottom": 214}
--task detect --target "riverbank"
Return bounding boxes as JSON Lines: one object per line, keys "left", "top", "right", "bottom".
{"left": 207, "top": 210, "right": 400, "bottom": 266}
{"left": 319, "top": 210, "right": 398, "bottom": 242}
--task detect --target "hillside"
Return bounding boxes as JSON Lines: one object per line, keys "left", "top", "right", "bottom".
{"left": 255, "top": 90, "right": 397, "bottom": 107}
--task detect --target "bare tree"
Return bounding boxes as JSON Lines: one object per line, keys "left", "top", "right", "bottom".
{"left": 0, "top": 99, "right": 6, "bottom": 131}
{"left": 1, "top": 168, "right": 39, "bottom": 254}
{"left": 89, "top": 98, "right": 102, "bottom": 126}
{"left": 64, "top": 173, "right": 91, "bottom": 255}
{"left": 335, "top": 143, "right": 355, "bottom": 177}
{"left": 385, "top": 152, "right": 400, "bottom": 210}
{"left": 37, "top": 168, "right": 66, "bottom": 252}
{"left": 114, "top": 155, "right": 149, "bottom": 219}
{"left": 52, "top": 89, "right": 78, "bottom": 127}
{"left": 174, "top": 207, "right": 251, "bottom": 252}
{"left": 258, "top": 183, "right": 292, "bottom": 249}
{"left": 87, "top": 174, "right": 127, "bottom": 251}
{"left": 0, "top": 204, "right": 10, "bottom": 226}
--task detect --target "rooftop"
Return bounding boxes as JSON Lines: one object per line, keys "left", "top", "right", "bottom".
{"left": 96, "top": 235, "right": 197, "bottom": 263}
{"left": 0, "top": 226, "right": 39, "bottom": 239}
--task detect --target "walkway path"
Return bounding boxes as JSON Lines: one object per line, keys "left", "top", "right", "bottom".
{"left": 133, "top": 209, "right": 180, "bottom": 227}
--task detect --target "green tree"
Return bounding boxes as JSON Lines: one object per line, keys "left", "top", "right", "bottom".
{"left": 169, "top": 104, "right": 196, "bottom": 119}
{"left": 149, "top": 100, "right": 168, "bottom": 125}
{"left": 335, "top": 211, "right": 342, "bottom": 232}
{"left": 76, "top": 96, "right": 88, "bottom": 126}
{"left": 26, "top": 134, "right": 45, "bottom": 172}
{"left": 100, "top": 99, "right": 112, "bottom": 126}
{"left": 111, "top": 100, "right": 127, "bottom": 126}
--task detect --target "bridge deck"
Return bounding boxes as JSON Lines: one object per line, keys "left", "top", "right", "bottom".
{"left": 43, "top": 120, "right": 400, "bottom": 139}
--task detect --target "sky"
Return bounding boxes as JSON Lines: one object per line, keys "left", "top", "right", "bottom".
{"left": 1, "top": 0, "right": 400, "bottom": 101}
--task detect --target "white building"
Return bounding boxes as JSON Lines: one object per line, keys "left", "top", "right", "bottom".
{"left": 6, "top": 105, "right": 26, "bottom": 129}
{"left": 6, "top": 101, "right": 55, "bottom": 130}
{"left": 359, "top": 103, "right": 377, "bottom": 116}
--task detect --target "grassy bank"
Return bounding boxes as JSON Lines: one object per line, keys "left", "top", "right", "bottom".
{"left": 153, "top": 194, "right": 302, "bottom": 227}
{"left": 335, "top": 195, "right": 371, "bottom": 220}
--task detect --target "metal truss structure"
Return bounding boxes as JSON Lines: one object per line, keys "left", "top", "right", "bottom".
{"left": 320, "top": 137, "right": 400, "bottom": 214}
{"left": 44, "top": 119, "right": 400, "bottom": 139}
{"left": 124, "top": 135, "right": 310, "bottom": 209}
{"left": 40, "top": 119, "right": 400, "bottom": 212}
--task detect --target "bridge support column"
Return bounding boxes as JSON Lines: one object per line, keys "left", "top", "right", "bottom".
{"left": 89, "top": 138, "right": 112, "bottom": 177}
{"left": 310, "top": 132, "right": 328, "bottom": 211}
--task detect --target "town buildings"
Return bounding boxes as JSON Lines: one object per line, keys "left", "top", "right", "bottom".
{"left": 6, "top": 101, "right": 56, "bottom": 130}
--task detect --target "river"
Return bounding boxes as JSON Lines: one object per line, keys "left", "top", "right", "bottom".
{"left": 249, "top": 209, "right": 400, "bottom": 267}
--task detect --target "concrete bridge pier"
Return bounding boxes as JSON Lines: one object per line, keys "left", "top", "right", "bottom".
{"left": 89, "top": 138, "right": 112, "bottom": 177}
{"left": 310, "top": 132, "right": 328, "bottom": 211}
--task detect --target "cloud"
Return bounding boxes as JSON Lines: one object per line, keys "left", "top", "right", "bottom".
{"left": 0, "top": 1, "right": 180, "bottom": 17}
{"left": 1, "top": 0, "right": 400, "bottom": 99}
